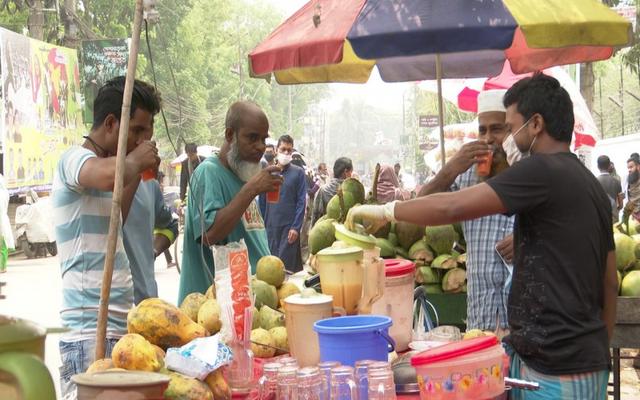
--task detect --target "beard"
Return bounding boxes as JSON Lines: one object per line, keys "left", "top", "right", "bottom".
{"left": 629, "top": 170, "right": 640, "bottom": 185}
{"left": 226, "top": 136, "right": 262, "bottom": 182}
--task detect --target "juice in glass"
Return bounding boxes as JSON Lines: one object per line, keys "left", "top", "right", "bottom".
{"left": 476, "top": 151, "right": 493, "bottom": 177}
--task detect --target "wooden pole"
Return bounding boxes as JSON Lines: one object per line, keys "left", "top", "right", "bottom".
{"left": 95, "top": 0, "right": 144, "bottom": 360}
{"left": 436, "top": 54, "right": 446, "bottom": 169}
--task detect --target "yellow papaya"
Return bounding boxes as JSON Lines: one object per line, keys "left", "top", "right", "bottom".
{"left": 204, "top": 368, "right": 231, "bottom": 400}
{"left": 112, "top": 333, "right": 163, "bottom": 372}
{"left": 127, "top": 298, "right": 207, "bottom": 349}
{"left": 86, "top": 358, "right": 114, "bottom": 373}
{"left": 164, "top": 372, "right": 214, "bottom": 400}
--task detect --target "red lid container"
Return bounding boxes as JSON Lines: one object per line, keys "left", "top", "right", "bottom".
{"left": 383, "top": 259, "right": 415, "bottom": 277}
{"left": 411, "top": 336, "right": 499, "bottom": 366}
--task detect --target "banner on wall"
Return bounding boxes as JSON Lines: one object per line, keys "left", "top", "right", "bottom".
{"left": 79, "top": 39, "right": 129, "bottom": 124}
{"left": 0, "top": 27, "right": 84, "bottom": 193}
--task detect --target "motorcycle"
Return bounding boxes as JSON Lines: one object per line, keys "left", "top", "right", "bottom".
{"left": 13, "top": 189, "right": 57, "bottom": 259}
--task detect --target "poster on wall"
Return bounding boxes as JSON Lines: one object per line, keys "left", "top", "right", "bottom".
{"left": 80, "top": 39, "right": 129, "bottom": 124}
{"left": 0, "top": 27, "right": 84, "bottom": 193}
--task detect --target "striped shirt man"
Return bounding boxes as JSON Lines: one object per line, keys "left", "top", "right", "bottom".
{"left": 453, "top": 166, "right": 514, "bottom": 331}
{"left": 53, "top": 146, "right": 133, "bottom": 339}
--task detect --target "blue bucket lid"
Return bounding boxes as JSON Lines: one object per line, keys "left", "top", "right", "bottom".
{"left": 313, "top": 315, "right": 392, "bottom": 334}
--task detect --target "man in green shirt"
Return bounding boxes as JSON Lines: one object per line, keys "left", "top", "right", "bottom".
{"left": 178, "top": 101, "right": 282, "bottom": 304}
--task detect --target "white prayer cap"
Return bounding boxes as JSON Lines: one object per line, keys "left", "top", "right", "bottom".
{"left": 477, "top": 89, "right": 507, "bottom": 114}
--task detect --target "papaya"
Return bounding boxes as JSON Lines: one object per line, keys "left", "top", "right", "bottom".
{"left": 112, "top": 333, "right": 163, "bottom": 372}
{"left": 179, "top": 292, "right": 208, "bottom": 322}
{"left": 127, "top": 298, "right": 207, "bottom": 350}
{"left": 164, "top": 371, "right": 214, "bottom": 400}
{"left": 86, "top": 358, "right": 114, "bottom": 373}
{"left": 205, "top": 369, "right": 232, "bottom": 400}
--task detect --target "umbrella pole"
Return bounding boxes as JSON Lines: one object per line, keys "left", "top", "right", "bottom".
{"left": 95, "top": 0, "right": 144, "bottom": 360}
{"left": 436, "top": 54, "right": 446, "bottom": 169}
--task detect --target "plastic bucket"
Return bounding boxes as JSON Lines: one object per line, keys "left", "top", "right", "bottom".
{"left": 313, "top": 315, "right": 395, "bottom": 366}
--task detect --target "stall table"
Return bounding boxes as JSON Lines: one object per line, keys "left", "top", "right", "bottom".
{"left": 610, "top": 296, "right": 640, "bottom": 400}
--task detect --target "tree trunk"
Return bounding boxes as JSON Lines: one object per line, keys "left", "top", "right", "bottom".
{"left": 61, "top": 0, "right": 80, "bottom": 48}
{"left": 27, "top": 0, "right": 45, "bottom": 41}
{"left": 580, "top": 62, "right": 595, "bottom": 112}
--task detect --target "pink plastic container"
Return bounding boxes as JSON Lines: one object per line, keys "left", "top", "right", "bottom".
{"left": 411, "top": 336, "right": 505, "bottom": 400}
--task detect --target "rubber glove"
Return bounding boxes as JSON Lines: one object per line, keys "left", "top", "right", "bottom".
{"left": 345, "top": 201, "right": 397, "bottom": 235}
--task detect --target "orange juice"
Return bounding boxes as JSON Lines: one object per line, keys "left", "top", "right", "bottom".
{"left": 141, "top": 168, "right": 156, "bottom": 181}
{"left": 476, "top": 151, "right": 493, "bottom": 177}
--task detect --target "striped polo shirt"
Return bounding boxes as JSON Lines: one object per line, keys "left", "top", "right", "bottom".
{"left": 52, "top": 146, "right": 133, "bottom": 338}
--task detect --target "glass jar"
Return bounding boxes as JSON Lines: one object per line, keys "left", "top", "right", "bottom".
{"left": 277, "top": 366, "right": 299, "bottom": 400}
{"left": 330, "top": 366, "right": 358, "bottom": 400}
{"left": 258, "top": 362, "right": 282, "bottom": 400}
{"left": 297, "top": 366, "right": 324, "bottom": 400}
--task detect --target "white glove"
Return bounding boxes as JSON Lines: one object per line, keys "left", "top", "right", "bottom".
{"left": 345, "top": 201, "right": 397, "bottom": 234}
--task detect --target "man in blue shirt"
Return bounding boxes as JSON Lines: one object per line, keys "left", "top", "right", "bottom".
{"left": 178, "top": 101, "right": 281, "bottom": 304}
{"left": 264, "top": 135, "right": 307, "bottom": 272}
{"left": 124, "top": 178, "right": 179, "bottom": 303}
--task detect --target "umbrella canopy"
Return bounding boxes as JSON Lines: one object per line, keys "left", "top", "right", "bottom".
{"left": 249, "top": 0, "right": 631, "bottom": 84}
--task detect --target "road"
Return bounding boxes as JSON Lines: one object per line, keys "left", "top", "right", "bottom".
{"left": 1, "top": 240, "right": 639, "bottom": 399}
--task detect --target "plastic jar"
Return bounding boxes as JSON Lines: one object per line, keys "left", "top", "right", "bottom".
{"left": 371, "top": 259, "right": 416, "bottom": 352}
{"left": 411, "top": 336, "right": 506, "bottom": 400}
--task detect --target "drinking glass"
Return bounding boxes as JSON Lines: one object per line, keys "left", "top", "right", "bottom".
{"left": 318, "top": 361, "right": 341, "bottom": 400}
{"left": 277, "top": 366, "right": 299, "bottom": 400}
{"left": 355, "top": 360, "right": 377, "bottom": 400}
{"left": 367, "top": 369, "right": 396, "bottom": 400}
{"left": 298, "top": 366, "right": 324, "bottom": 400}
{"left": 258, "top": 362, "right": 282, "bottom": 400}
{"left": 330, "top": 366, "right": 358, "bottom": 400}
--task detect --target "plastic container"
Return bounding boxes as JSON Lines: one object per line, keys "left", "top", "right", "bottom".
{"left": 371, "top": 259, "right": 415, "bottom": 352}
{"left": 411, "top": 336, "right": 505, "bottom": 400}
{"left": 313, "top": 315, "right": 395, "bottom": 367}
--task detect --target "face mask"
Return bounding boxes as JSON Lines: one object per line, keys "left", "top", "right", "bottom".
{"left": 503, "top": 117, "right": 533, "bottom": 166}
{"left": 277, "top": 153, "right": 292, "bottom": 166}
{"left": 629, "top": 170, "right": 640, "bottom": 184}
{"left": 264, "top": 152, "right": 275, "bottom": 162}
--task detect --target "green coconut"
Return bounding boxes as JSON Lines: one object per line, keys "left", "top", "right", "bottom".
{"left": 620, "top": 270, "right": 640, "bottom": 296}
{"left": 395, "top": 246, "right": 410, "bottom": 259}
{"left": 341, "top": 178, "right": 366, "bottom": 205}
{"left": 375, "top": 238, "right": 396, "bottom": 258}
{"left": 614, "top": 232, "right": 636, "bottom": 271}
{"left": 259, "top": 305, "right": 285, "bottom": 330}
{"left": 431, "top": 254, "right": 457, "bottom": 270}
{"left": 631, "top": 234, "right": 640, "bottom": 259}
{"left": 415, "top": 266, "right": 441, "bottom": 284}
{"left": 442, "top": 268, "right": 467, "bottom": 293}
{"left": 421, "top": 284, "right": 444, "bottom": 294}
{"left": 425, "top": 225, "right": 459, "bottom": 256}
{"left": 387, "top": 232, "right": 399, "bottom": 247}
{"left": 396, "top": 222, "right": 425, "bottom": 251}
{"left": 309, "top": 218, "right": 337, "bottom": 255}
{"left": 326, "top": 195, "right": 342, "bottom": 220}
{"left": 408, "top": 239, "right": 434, "bottom": 263}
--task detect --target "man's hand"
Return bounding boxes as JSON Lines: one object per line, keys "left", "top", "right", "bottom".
{"left": 345, "top": 202, "right": 396, "bottom": 234}
{"left": 247, "top": 165, "right": 283, "bottom": 195}
{"left": 496, "top": 234, "right": 514, "bottom": 264}
{"left": 445, "top": 141, "right": 491, "bottom": 176}
{"left": 127, "top": 140, "right": 160, "bottom": 173}
{"left": 288, "top": 229, "right": 299, "bottom": 244}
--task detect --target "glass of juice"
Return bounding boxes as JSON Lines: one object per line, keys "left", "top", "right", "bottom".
{"left": 267, "top": 172, "right": 281, "bottom": 203}
{"left": 141, "top": 168, "right": 156, "bottom": 181}
{"left": 476, "top": 148, "right": 493, "bottom": 177}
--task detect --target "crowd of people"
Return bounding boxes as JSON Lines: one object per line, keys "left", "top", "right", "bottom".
{"left": 50, "top": 73, "right": 639, "bottom": 399}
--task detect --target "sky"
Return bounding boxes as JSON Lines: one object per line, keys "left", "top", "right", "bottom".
{"left": 263, "top": 0, "right": 410, "bottom": 114}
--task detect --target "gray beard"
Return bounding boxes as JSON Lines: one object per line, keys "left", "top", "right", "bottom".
{"left": 226, "top": 137, "right": 261, "bottom": 182}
